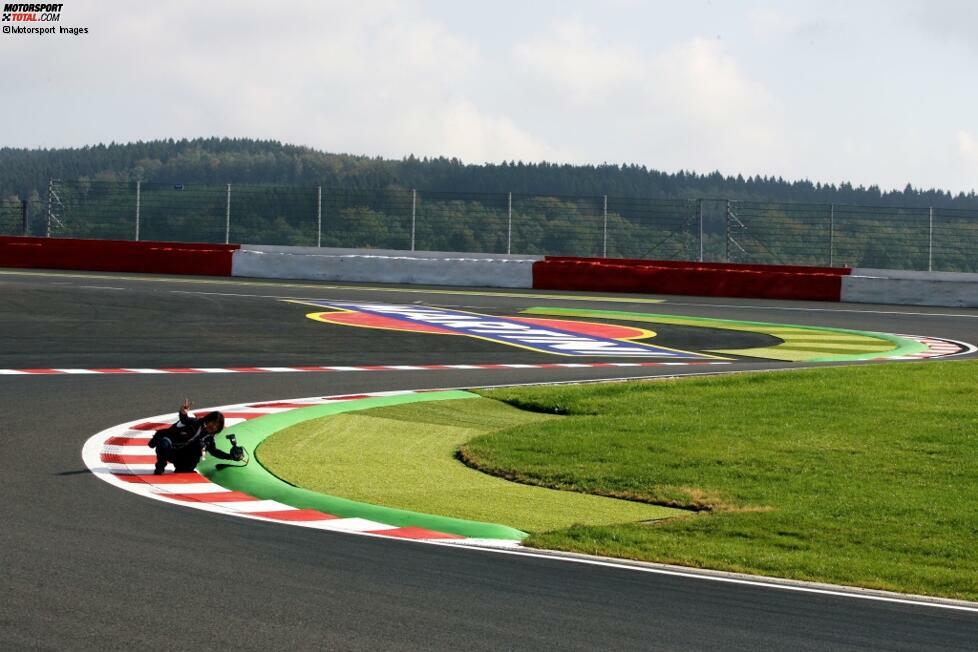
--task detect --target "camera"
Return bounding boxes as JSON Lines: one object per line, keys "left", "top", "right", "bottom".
{"left": 226, "top": 434, "right": 245, "bottom": 461}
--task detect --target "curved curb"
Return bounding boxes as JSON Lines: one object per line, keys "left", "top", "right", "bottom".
{"left": 200, "top": 391, "right": 527, "bottom": 541}
{"left": 81, "top": 390, "right": 523, "bottom": 547}
{"left": 520, "top": 307, "right": 975, "bottom": 362}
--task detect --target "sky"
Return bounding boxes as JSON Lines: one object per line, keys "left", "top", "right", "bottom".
{"left": 2, "top": 0, "right": 977, "bottom": 193}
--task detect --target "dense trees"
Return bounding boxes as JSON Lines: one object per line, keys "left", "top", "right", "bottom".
{"left": 3, "top": 137, "right": 977, "bottom": 208}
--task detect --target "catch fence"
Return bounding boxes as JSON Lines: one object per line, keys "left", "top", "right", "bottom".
{"left": 5, "top": 180, "right": 978, "bottom": 272}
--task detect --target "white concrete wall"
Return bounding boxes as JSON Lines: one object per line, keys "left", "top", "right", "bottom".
{"left": 231, "top": 245, "right": 539, "bottom": 289}
{"left": 843, "top": 268, "right": 978, "bottom": 307}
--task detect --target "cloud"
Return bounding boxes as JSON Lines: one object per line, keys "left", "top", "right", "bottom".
{"left": 957, "top": 130, "right": 978, "bottom": 173}
{"left": 511, "top": 24, "right": 787, "bottom": 173}
{"left": 413, "top": 100, "right": 572, "bottom": 162}
{"left": 513, "top": 19, "right": 644, "bottom": 103}
{"left": 0, "top": 0, "right": 566, "bottom": 164}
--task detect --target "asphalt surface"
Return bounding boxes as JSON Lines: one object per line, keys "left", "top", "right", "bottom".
{"left": 2, "top": 269, "right": 978, "bottom": 651}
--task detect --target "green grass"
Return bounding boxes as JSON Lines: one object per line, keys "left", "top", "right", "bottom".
{"left": 469, "top": 361, "right": 978, "bottom": 600}
{"left": 258, "top": 398, "right": 681, "bottom": 533}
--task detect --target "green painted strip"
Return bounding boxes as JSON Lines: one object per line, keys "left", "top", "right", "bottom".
{"left": 521, "top": 307, "right": 929, "bottom": 362}
{"left": 197, "top": 391, "right": 527, "bottom": 540}
{"left": 808, "top": 330, "right": 929, "bottom": 362}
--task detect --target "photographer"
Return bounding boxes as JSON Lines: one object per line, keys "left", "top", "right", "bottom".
{"left": 148, "top": 399, "right": 244, "bottom": 474}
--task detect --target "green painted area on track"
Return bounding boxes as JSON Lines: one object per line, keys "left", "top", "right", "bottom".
{"left": 259, "top": 397, "right": 680, "bottom": 534}
{"left": 196, "top": 391, "right": 527, "bottom": 540}
{"left": 520, "top": 306, "right": 927, "bottom": 361}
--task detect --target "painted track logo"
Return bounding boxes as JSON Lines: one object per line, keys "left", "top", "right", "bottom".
{"left": 293, "top": 301, "right": 723, "bottom": 359}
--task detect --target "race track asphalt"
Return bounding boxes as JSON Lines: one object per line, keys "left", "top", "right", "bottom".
{"left": 2, "top": 269, "right": 977, "bottom": 651}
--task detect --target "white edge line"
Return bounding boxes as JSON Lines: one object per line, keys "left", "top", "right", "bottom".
{"left": 428, "top": 541, "right": 978, "bottom": 613}
{"left": 81, "top": 387, "right": 978, "bottom": 614}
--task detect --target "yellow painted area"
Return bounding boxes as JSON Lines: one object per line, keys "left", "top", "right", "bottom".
{"left": 521, "top": 308, "right": 898, "bottom": 362}
{"left": 709, "top": 329, "right": 895, "bottom": 361}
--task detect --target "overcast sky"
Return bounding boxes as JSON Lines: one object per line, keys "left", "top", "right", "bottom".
{"left": 2, "top": 0, "right": 977, "bottom": 193}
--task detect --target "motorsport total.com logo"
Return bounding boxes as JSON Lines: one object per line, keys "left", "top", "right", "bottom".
{"left": 2, "top": 3, "right": 87, "bottom": 35}
{"left": 2, "top": 3, "right": 62, "bottom": 21}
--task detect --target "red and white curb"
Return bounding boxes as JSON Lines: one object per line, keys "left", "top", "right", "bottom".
{"left": 8, "top": 336, "right": 975, "bottom": 377}
{"left": 82, "top": 390, "right": 521, "bottom": 548}
{"left": 871, "top": 334, "right": 976, "bottom": 360}
{"left": 4, "top": 360, "right": 733, "bottom": 376}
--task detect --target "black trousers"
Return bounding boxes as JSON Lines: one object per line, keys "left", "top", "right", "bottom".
{"left": 154, "top": 437, "right": 203, "bottom": 473}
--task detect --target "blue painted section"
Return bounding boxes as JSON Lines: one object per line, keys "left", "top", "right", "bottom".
{"left": 304, "top": 301, "right": 710, "bottom": 359}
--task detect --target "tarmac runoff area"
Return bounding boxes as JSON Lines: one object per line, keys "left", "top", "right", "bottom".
{"left": 5, "top": 270, "right": 978, "bottom": 650}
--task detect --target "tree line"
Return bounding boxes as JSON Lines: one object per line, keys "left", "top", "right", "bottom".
{"left": 3, "top": 137, "right": 977, "bottom": 209}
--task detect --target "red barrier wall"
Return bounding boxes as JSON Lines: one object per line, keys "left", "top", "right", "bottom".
{"left": 0, "top": 237, "right": 239, "bottom": 276}
{"left": 542, "top": 256, "right": 852, "bottom": 276}
{"left": 534, "top": 257, "right": 845, "bottom": 301}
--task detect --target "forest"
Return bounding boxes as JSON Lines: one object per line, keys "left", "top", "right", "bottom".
{"left": 1, "top": 138, "right": 976, "bottom": 271}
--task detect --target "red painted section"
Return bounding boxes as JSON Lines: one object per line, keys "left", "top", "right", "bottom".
{"left": 164, "top": 491, "right": 257, "bottom": 503}
{"left": 508, "top": 316, "right": 651, "bottom": 340}
{"left": 533, "top": 257, "right": 845, "bottom": 302}
{"left": 194, "top": 411, "right": 268, "bottom": 420}
{"left": 113, "top": 472, "right": 204, "bottom": 484}
{"left": 0, "top": 236, "right": 239, "bottom": 276}
{"left": 101, "top": 453, "right": 157, "bottom": 464}
{"left": 311, "top": 311, "right": 452, "bottom": 334}
{"left": 105, "top": 436, "right": 151, "bottom": 446}
{"left": 246, "top": 401, "right": 321, "bottom": 409}
{"left": 375, "top": 526, "right": 465, "bottom": 540}
{"left": 129, "top": 421, "right": 172, "bottom": 431}
{"left": 250, "top": 509, "right": 338, "bottom": 521}
{"left": 544, "top": 256, "right": 852, "bottom": 276}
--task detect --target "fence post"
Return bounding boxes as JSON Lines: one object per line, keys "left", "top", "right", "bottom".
{"left": 928, "top": 206, "right": 934, "bottom": 272}
{"left": 135, "top": 180, "right": 141, "bottom": 241}
{"left": 724, "top": 200, "right": 731, "bottom": 262}
{"left": 829, "top": 203, "right": 835, "bottom": 267}
{"left": 698, "top": 199, "right": 704, "bottom": 262}
{"left": 410, "top": 189, "right": 417, "bottom": 251}
{"left": 21, "top": 199, "right": 28, "bottom": 236}
{"left": 317, "top": 185, "right": 322, "bottom": 248}
{"left": 507, "top": 192, "right": 512, "bottom": 255}
{"left": 602, "top": 195, "right": 608, "bottom": 258}
{"left": 225, "top": 183, "right": 231, "bottom": 244}
{"left": 45, "top": 178, "right": 53, "bottom": 238}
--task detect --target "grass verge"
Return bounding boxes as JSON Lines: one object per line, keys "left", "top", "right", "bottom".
{"left": 258, "top": 397, "right": 681, "bottom": 534}
{"left": 470, "top": 361, "right": 978, "bottom": 600}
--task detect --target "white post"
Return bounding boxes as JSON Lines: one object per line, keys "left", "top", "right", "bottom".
{"left": 46, "top": 178, "right": 53, "bottom": 238}
{"left": 829, "top": 203, "right": 835, "bottom": 267}
{"left": 507, "top": 192, "right": 512, "bottom": 255}
{"left": 225, "top": 183, "right": 231, "bottom": 244}
{"left": 928, "top": 206, "right": 934, "bottom": 272}
{"left": 135, "top": 180, "right": 141, "bottom": 241}
{"left": 411, "top": 189, "right": 417, "bottom": 251}
{"left": 317, "top": 185, "right": 322, "bottom": 248}
{"left": 602, "top": 195, "right": 608, "bottom": 258}
{"left": 698, "top": 199, "right": 704, "bottom": 262}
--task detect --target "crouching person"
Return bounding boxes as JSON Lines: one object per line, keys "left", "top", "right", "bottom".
{"left": 148, "top": 399, "right": 236, "bottom": 474}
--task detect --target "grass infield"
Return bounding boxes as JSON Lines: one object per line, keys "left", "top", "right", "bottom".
{"left": 258, "top": 398, "right": 681, "bottom": 533}
{"left": 471, "top": 361, "right": 978, "bottom": 600}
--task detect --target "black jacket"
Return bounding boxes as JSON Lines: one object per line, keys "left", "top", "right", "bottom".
{"left": 149, "top": 409, "right": 233, "bottom": 462}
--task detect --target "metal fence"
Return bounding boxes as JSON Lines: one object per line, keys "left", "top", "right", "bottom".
{"left": 5, "top": 179, "right": 978, "bottom": 272}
